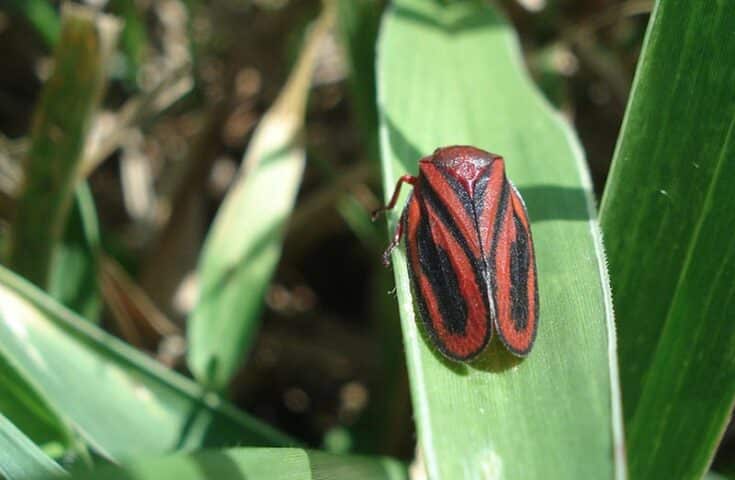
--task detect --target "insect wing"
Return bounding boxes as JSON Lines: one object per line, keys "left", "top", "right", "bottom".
{"left": 404, "top": 173, "right": 492, "bottom": 361}
{"left": 476, "top": 165, "right": 539, "bottom": 356}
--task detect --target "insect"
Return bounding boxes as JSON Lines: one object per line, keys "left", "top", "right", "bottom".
{"left": 372, "top": 146, "right": 538, "bottom": 361}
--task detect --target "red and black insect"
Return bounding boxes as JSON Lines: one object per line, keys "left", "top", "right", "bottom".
{"left": 373, "top": 146, "right": 538, "bottom": 361}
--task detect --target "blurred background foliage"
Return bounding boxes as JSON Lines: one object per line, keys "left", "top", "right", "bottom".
{"left": 0, "top": 0, "right": 732, "bottom": 478}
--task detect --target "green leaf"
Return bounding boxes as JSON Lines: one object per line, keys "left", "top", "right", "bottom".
{"left": 4, "top": 0, "right": 61, "bottom": 48}
{"left": 377, "top": 1, "right": 624, "bottom": 478}
{"left": 337, "top": 0, "right": 384, "bottom": 161}
{"left": 187, "top": 3, "right": 336, "bottom": 390}
{"left": 7, "top": 5, "right": 119, "bottom": 288}
{"left": 599, "top": 1, "right": 735, "bottom": 478}
{"left": 70, "top": 448, "right": 406, "bottom": 480}
{"left": 0, "top": 352, "right": 75, "bottom": 458}
{"left": 0, "top": 412, "right": 67, "bottom": 480}
{"left": 108, "top": 0, "right": 149, "bottom": 90}
{"left": 337, "top": 0, "right": 411, "bottom": 455}
{"left": 706, "top": 472, "right": 733, "bottom": 480}
{"left": 48, "top": 185, "right": 102, "bottom": 323}
{"left": 0, "top": 265, "right": 294, "bottom": 461}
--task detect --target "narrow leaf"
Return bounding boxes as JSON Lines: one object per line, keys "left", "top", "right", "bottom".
{"left": 0, "top": 352, "right": 75, "bottom": 458}
{"left": 599, "top": 1, "right": 735, "bottom": 478}
{"left": 337, "top": 0, "right": 383, "bottom": 161}
{"left": 48, "top": 185, "right": 102, "bottom": 322}
{"left": 337, "top": 0, "right": 412, "bottom": 454}
{"left": 4, "top": 0, "right": 60, "bottom": 48}
{"left": 7, "top": 4, "right": 119, "bottom": 288}
{"left": 109, "top": 0, "right": 149, "bottom": 90}
{"left": 0, "top": 413, "right": 67, "bottom": 480}
{"left": 377, "top": 1, "right": 624, "bottom": 478}
{"left": 0, "top": 265, "right": 294, "bottom": 461}
{"left": 706, "top": 473, "right": 732, "bottom": 480}
{"left": 70, "top": 448, "right": 406, "bottom": 480}
{"left": 187, "top": 1, "right": 336, "bottom": 390}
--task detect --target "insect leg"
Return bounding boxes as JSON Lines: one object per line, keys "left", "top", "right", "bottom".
{"left": 371, "top": 175, "right": 417, "bottom": 221}
{"left": 381, "top": 209, "right": 406, "bottom": 267}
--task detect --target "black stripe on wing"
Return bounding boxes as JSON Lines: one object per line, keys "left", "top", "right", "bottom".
{"left": 414, "top": 206, "right": 468, "bottom": 335}
{"left": 418, "top": 179, "right": 490, "bottom": 316}
{"left": 509, "top": 212, "right": 531, "bottom": 331}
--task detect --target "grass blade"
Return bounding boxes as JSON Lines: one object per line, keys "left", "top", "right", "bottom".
{"left": 109, "top": 0, "right": 149, "bottom": 90}
{"left": 69, "top": 448, "right": 406, "bottom": 480}
{"left": 187, "top": 1, "right": 336, "bottom": 390}
{"left": 0, "top": 265, "right": 294, "bottom": 461}
{"left": 48, "top": 185, "right": 102, "bottom": 322}
{"left": 337, "top": 0, "right": 413, "bottom": 454}
{"left": 0, "top": 413, "right": 67, "bottom": 479}
{"left": 337, "top": 0, "right": 383, "bottom": 161}
{"left": 599, "top": 1, "right": 735, "bottom": 478}
{"left": 706, "top": 473, "right": 732, "bottom": 480}
{"left": 377, "top": 1, "right": 624, "bottom": 478}
{"left": 0, "top": 352, "right": 75, "bottom": 458}
{"left": 4, "top": 0, "right": 60, "bottom": 48}
{"left": 7, "top": 4, "right": 118, "bottom": 288}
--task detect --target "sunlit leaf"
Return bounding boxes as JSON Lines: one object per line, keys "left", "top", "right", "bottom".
{"left": 70, "top": 448, "right": 406, "bottom": 480}
{"left": 377, "top": 1, "right": 624, "bottom": 477}
{"left": 0, "top": 266, "right": 294, "bottom": 461}
{"left": 187, "top": 2, "right": 336, "bottom": 390}
{"left": 0, "top": 413, "right": 67, "bottom": 479}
